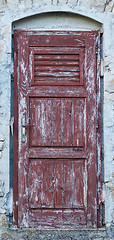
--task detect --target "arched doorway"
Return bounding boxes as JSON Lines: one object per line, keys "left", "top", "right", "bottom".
{"left": 13, "top": 12, "right": 102, "bottom": 228}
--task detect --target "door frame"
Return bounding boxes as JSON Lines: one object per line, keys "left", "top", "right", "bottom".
{"left": 13, "top": 30, "right": 102, "bottom": 228}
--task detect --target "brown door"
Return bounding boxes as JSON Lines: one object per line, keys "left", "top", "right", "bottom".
{"left": 13, "top": 31, "right": 101, "bottom": 228}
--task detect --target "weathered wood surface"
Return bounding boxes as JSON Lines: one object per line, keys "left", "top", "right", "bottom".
{"left": 14, "top": 31, "right": 101, "bottom": 228}
{"left": 29, "top": 98, "right": 85, "bottom": 147}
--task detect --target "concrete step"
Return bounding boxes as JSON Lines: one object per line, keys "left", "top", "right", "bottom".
{"left": 0, "top": 228, "right": 109, "bottom": 240}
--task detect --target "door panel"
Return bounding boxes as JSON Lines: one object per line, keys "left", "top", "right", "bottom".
{"left": 29, "top": 159, "right": 85, "bottom": 209}
{"left": 29, "top": 97, "right": 85, "bottom": 147}
{"left": 29, "top": 209, "right": 86, "bottom": 228}
{"left": 14, "top": 31, "right": 101, "bottom": 228}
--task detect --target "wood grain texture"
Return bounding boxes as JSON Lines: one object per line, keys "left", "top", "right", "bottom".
{"left": 14, "top": 30, "right": 101, "bottom": 228}
{"left": 18, "top": 33, "right": 29, "bottom": 227}
{"left": 29, "top": 209, "right": 86, "bottom": 228}
{"left": 29, "top": 98, "right": 85, "bottom": 147}
{"left": 29, "top": 159, "right": 85, "bottom": 209}
{"left": 29, "top": 34, "right": 85, "bottom": 47}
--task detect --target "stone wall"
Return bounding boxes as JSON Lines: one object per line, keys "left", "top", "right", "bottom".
{"left": 0, "top": 0, "right": 114, "bottom": 239}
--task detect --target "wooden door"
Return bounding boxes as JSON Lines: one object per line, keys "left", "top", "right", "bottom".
{"left": 13, "top": 31, "right": 101, "bottom": 228}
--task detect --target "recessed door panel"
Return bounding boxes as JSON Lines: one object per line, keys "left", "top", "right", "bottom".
{"left": 29, "top": 97, "right": 86, "bottom": 148}
{"left": 29, "top": 159, "right": 86, "bottom": 209}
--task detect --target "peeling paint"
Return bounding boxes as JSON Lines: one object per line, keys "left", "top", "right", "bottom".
{"left": 13, "top": 31, "right": 101, "bottom": 228}
{"left": 0, "top": 0, "right": 113, "bottom": 237}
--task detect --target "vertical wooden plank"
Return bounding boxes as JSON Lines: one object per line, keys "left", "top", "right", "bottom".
{"left": 85, "top": 33, "right": 97, "bottom": 227}
{"left": 30, "top": 98, "right": 62, "bottom": 147}
{"left": 29, "top": 98, "right": 43, "bottom": 146}
{"left": 73, "top": 161, "right": 84, "bottom": 208}
{"left": 73, "top": 98, "right": 85, "bottom": 147}
{"left": 29, "top": 160, "right": 43, "bottom": 208}
{"left": 96, "top": 32, "right": 102, "bottom": 228}
{"left": 62, "top": 99, "right": 73, "bottom": 146}
{"left": 30, "top": 98, "right": 52, "bottom": 146}
{"left": 42, "top": 99, "right": 52, "bottom": 146}
{"left": 18, "top": 33, "right": 29, "bottom": 227}
{"left": 42, "top": 159, "right": 53, "bottom": 208}
{"left": 51, "top": 99, "right": 62, "bottom": 146}
{"left": 62, "top": 160, "right": 73, "bottom": 208}
{"left": 79, "top": 48, "right": 84, "bottom": 85}
{"left": 53, "top": 160, "right": 63, "bottom": 208}
{"left": 29, "top": 48, "right": 34, "bottom": 86}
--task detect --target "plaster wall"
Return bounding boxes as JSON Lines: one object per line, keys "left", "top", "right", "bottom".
{"left": 0, "top": 0, "right": 114, "bottom": 238}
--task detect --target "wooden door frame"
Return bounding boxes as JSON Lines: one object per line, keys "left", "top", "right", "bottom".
{"left": 13, "top": 30, "right": 102, "bottom": 228}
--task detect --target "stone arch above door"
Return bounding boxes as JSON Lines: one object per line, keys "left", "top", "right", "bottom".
{"left": 12, "top": 5, "right": 103, "bottom": 228}
{"left": 12, "top": 11, "right": 102, "bottom": 32}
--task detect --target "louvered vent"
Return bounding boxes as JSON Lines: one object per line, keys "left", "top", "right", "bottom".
{"left": 30, "top": 48, "right": 84, "bottom": 86}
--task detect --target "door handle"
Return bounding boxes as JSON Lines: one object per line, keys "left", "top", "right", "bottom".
{"left": 22, "top": 124, "right": 35, "bottom": 128}
{"left": 21, "top": 116, "right": 35, "bottom": 142}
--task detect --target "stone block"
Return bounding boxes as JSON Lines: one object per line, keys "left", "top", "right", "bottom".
{"left": 67, "top": 0, "right": 78, "bottom": 4}
{"left": 2, "top": 0, "right": 7, "bottom": 5}
{"left": 1, "top": 26, "right": 11, "bottom": 36}
{"left": 25, "top": 0, "right": 32, "bottom": 8}
{"left": 6, "top": 0, "right": 24, "bottom": 9}
{"left": 0, "top": 229, "right": 108, "bottom": 240}
{"left": 91, "top": 0, "right": 106, "bottom": 12}
{"left": 105, "top": 1, "right": 114, "bottom": 12}
{"left": 0, "top": 133, "right": 5, "bottom": 142}
{"left": 0, "top": 213, "right": 8, "bottom": 228}
{"left": 0, "top": 43, "right": 4, "bottom": 59}
{"left": 0, "top": 142, "right": 4, "bottom": 151}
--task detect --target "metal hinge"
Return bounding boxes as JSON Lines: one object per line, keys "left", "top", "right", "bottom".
{"left": 21, "top": 116, "right": 35, "bottom": 142}
{"left": 10, "top": 117, "right": 14, "bottom": 136}
{"left": 100, "top": 59, "right": 104, "bottom": 77}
